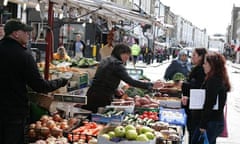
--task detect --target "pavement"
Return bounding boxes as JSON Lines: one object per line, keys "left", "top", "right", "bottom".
{"left": 231, "top": 62, "right": 240, "bottom": 70}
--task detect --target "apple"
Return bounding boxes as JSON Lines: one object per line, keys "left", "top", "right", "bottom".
{"left": 136, "top": 134, "right": 149, "bottom": 141}
{"left": 145, "top": 131, "right": 155, "bottom": 140}
{"left": 125, "top": 124, "right": 136, "bottom": 132}
{"left": 125, "top": 129, "right": 138, "bottom": 140}
{"left": 114, "top": 126, "right": 125, "bottom": 137}
{"left": 140, "top": 126, "right": 154, "bottom": 134}
{"left": 101, "top": 134, "right": 110, "bottom": 140}
{"left": 108, "top": 131, "right": 116, "bottom": 139}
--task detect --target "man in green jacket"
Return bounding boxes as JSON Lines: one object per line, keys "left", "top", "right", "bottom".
{"left": 131, "top": 38, "right": 141, "bottom": 67}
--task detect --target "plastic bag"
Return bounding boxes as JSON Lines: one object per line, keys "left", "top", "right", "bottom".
{"left": 191, "top": 129, "right": 209, "bottom": 144}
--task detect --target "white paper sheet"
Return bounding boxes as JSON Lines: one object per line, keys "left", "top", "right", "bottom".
{"left": 189, "top": 89, "right": 219, "bottom": 110}
{"left": 189, "top": 89, "right": 206, "bottom": 109}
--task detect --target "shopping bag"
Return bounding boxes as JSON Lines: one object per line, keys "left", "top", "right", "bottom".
{"left": 191, "top": 129, "right": 209, "bottom": 144}
{"left": 220, "top": 104, "right": 228, "bottom": 137}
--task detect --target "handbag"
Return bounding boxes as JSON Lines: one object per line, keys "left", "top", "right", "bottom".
{"left": 191, "top": 129, "right": 209, "bottom": 144}
{"left": 220, "top": 104, "right": 228, "bottom": 137}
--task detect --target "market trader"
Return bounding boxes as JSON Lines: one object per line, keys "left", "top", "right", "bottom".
{"left": 82, "top": 43, "right": 162, "bottom": 113}
{"left": 0, "top": 19, "right": 68, "bottom": 144}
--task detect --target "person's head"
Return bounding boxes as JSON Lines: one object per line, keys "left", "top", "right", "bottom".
{"left": 57, "top": 46, "right": 67, "bottom": 58}
{"left": 203, "top": 52, "right": 231, "bottom": 91}
{"left": 76, "top": 34, "right": 81, "bottom": 41}
{"left": 191, "top": 48, "right": 207, "bottom": 66}
{"left": 111, "top": 43, "right": 131, "bottom": 63}
{"left": 134, "top": 38, "right": 139, "bottom": 45}
{"left": 178, "top": 49, "right": 188, "bottom": 62}
{"left": 4, "top": 19, "right": 33, "bottom": 45}
{"left": 0, "top": 24, "right": 5, "bottom": 39}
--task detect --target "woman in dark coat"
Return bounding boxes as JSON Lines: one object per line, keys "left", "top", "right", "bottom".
{"left": 82, "top": 43, "right": 161, "bottom": 113}
{"left": 181, "top": 48, "right": 207, "bottom": 143}
{"left": 191, "top": 52, "right": 231, "bottom": 144}
{"left": 164, "top": 49, "right": 192, "bottom": 81}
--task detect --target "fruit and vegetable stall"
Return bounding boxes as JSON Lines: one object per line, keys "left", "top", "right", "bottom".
{"left": 27, "top": 61, "right": 186, "bottom": 144}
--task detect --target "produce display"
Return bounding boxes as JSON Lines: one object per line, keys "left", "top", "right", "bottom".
{"left": 134, "top": 95, "right": 159, "bottom": 108}
{"left": 27, "top": 114, "right": 79, "bottom": 141}
{"left": 67, "top": 121, "right": 104, "bottom": 142}
{"left": 71, "top": 57, "right": 98, "bottom": 68}
{"left": 98, "top": 124, "right": 156, "bottom": 143}
{"left": 27, "top": 69, "right": 185, "bottom": 144}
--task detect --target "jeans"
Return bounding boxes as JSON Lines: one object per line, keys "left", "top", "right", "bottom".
{"left": 206, "top": 120, "right": 224, "bottom": 144}
{"left": 191, "top": 120, "right": 224, "bottom": 144}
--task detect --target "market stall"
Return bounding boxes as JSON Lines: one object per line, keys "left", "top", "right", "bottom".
{"left": 27, "top": 66, "right": 186, "bottom": 144}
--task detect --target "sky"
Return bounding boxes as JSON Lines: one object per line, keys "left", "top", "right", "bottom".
{"left": 160, "top": 0, "right": 240, "bottom": 36}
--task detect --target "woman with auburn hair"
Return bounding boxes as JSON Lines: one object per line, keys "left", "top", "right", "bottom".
{"left": 191, "top": 52, "right": 231, "bottom": 144}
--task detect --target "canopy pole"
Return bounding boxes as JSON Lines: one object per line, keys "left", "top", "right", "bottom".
{"left": 44, "top": 1, "right": 54, "bottom": 80}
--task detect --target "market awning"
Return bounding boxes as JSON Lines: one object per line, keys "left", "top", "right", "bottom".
{"left": 8, "top": 0, "right": 154, "bottom": 25}
{"left": 70, "top": 0, "right": 154, "bottom": 24}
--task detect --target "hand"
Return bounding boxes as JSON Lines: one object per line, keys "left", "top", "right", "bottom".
{"left": 115, "top": 88, "right": 124, "bottom": 97}
{"left": 181, "top": 96, "right": 188, "bottom": 106}
{"left": 60, "top": 78, "right": 69, "bottom": 87}
{"left": 153, "top": 81, "right": 164, "bottom": 89}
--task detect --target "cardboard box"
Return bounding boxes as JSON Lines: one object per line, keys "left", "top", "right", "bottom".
{"left": 71, "top": 72, "right": 89, "bottom": 88}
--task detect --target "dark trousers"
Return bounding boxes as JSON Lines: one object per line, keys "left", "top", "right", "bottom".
{"left": 191, "top": 120, "right": 224, "bottom": 144}
{"left": 0, "top": 116, "right": 26, "bottom": 144}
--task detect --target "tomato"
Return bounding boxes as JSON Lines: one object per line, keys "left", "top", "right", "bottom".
{"left": 139, "top": 115, "right": 144, "bottom": 119}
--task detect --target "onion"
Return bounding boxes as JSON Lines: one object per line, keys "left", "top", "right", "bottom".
{"left": 46, "top": 120, "right": 56, "bottom": 130}
{"left": 40, "top": 126, "right": 50, "bottom": 137}
{"left": 40, "top": 115, "right": 49, "bottom": 123}
{"left": 51, "top": 127, "right": 63, "bottom": 137}
{"left": 28, "top": 129, "right": 36, "bottom": 138}
{"left": 29, "top": 123, "right": 36, "bottom": 129}
{"left": 53, "top": 114, "right": 62, "bottom": 122}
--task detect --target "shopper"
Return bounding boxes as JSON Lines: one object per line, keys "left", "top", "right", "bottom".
{"left": 181, "top": 48, "right": 207, "bottom": 143}
{"left": 99, "top": 29, "right": 114, "bottom": 59}
{"left": 191, "top": 52, "right": 231, "bottom": 144}
{"left": 82, "top": 43, "right": 162, "bottom": 113}
{"left": 131, "top": 38, "right": 141, "bottom": 67}
{"left": 53, "top": 45, "right": 71, "bottom": 61}
{"left": 0, "top": 19, "right": 68, "bottom": 144}
{"left": 164, "top": 49, "right": 192, "bottom": 81}
{"left": 71, "top": 33, "right": 86, "bottom": 58}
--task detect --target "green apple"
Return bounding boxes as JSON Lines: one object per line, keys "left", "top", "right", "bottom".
{"left": 108, "top": 131, "right": 116, "bottom": 138}
{"left": 140, "top": 126, "right": 154, "bottom": 134}
{"left": 136, "top": 134, "right": 149, "bottom": 141}
{"left": 145, "top": 131, "right": 155, "bottom": 140}
{"left": 114, "top": 126, "right": 125, "bottom": 137}
{"left": 125, "top": 124, "right": 136, "bottom": 132}
{"left": 101, "top": 134, "right": 110, "bottom": 140}
{"left": 125, "top": 129, "right": 138, "bottom": 140}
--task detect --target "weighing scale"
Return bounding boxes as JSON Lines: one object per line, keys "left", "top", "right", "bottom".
{"left": 50, "top": 88, "right": 91, "bottom": 118}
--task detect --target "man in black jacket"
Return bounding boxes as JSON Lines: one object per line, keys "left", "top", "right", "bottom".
{"left": 71, "top": 33, "right": 86, "bottom": 58}
{"left": 0, "top": 19, "right": 68, "bottom": 144}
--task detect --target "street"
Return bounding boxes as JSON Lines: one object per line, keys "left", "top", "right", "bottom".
{"left": 126, "top": 60, "right": 240, "bottom": 144}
